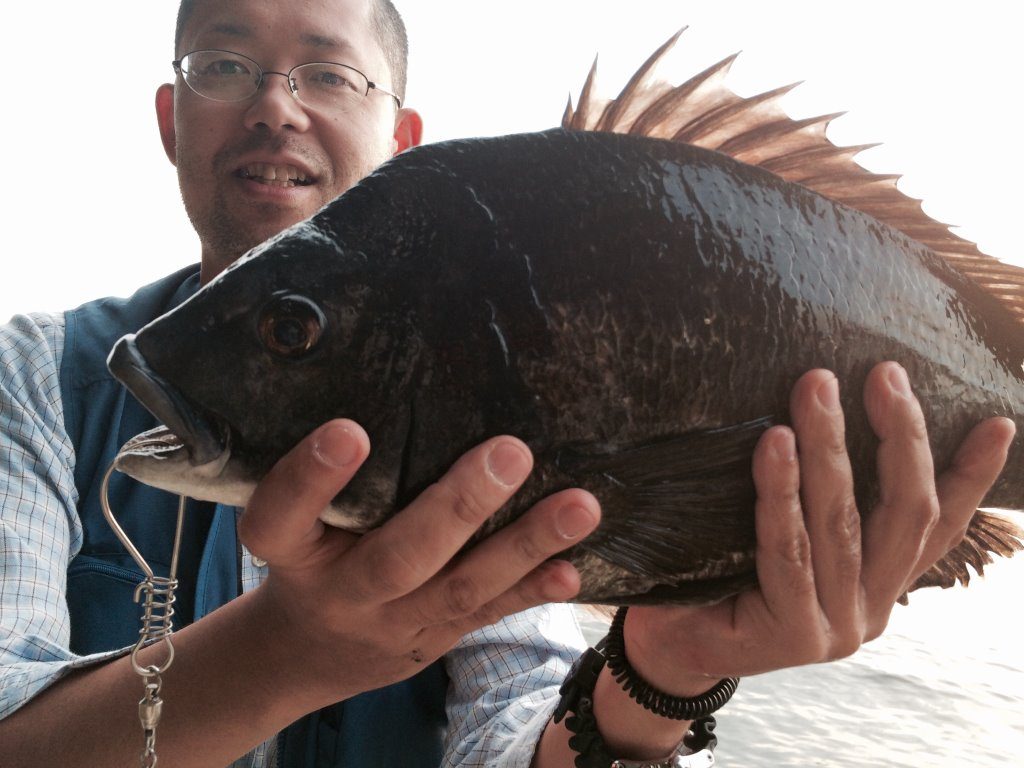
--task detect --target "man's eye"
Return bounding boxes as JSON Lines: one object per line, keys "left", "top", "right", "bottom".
{"left": 310, "top": 70, "right": 357, "bottom": 91}
{"left": 199, "top": 59, "right": 250, "bottom": 77}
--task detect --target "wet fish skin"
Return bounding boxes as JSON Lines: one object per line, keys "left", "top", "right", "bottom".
{"left": 108, "top": 128, "right": 1024, "bottom": 605}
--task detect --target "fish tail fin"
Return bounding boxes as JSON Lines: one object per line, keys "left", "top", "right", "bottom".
{"left": 907, "top": 510, "right": 1024, "bottom": 601}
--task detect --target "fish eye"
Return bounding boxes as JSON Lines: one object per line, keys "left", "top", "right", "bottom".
{"left": 258, "top": 294, "right": 326, "bottom": 359}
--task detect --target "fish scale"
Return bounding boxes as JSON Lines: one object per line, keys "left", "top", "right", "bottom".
{"left": 108, "top": 128, "right": 1023, "bottom": 603}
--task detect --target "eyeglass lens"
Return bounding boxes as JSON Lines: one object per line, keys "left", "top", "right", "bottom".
{"left": 179, "top": 50, "right": 371, "bottom": 112}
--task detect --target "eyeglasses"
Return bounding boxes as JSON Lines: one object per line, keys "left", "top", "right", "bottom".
{"left": 172, "top": 49, "right": 402, "bottom": 111}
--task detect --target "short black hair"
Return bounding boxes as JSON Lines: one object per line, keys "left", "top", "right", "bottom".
{"left": 174, "top": 0, "right": 409, "bottom": 101}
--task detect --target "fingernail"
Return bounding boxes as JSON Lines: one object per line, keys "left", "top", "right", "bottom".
{"left": 556, "top": 505, "right": 596, "bottom": 540}
{"left": 770, "top": 429, "right": 796, "bottom": 463}
{"left": 816, "top": 376, "right": 840, "bottom": 411}
{"left": 887, "top": 364, "right": 912, "bottom": 397}
{"left": 314, "top": 423, "right": 360, "bottom": 467}
{"left": 540, "top": 560, "right": 578, "bottom": 600}
{"left": 486, "top": 441, "right": 531, "bottom": 487}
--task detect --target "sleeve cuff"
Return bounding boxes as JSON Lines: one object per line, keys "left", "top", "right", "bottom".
{"left": 0, "top": 643, "right": 131, "bottom": 721}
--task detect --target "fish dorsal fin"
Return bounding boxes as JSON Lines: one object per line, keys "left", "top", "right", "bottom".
{"left": 563, "top": 30, "right": 1024, "bottom": 325}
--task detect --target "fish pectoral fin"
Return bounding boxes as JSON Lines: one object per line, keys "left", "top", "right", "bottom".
{"left": 909, "top": 510, "right": 1024, "bottom": 595}
{"left": 556, "top": 417, "right": 771, "bottom": 585}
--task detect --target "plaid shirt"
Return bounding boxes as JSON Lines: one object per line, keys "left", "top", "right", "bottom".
{"left": 0, "top": 311, "right": 586, "bottom": 768}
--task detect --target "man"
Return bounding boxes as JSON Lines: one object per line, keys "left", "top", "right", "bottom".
{"left": 0, "top": 0, "right": 1013, "bottom": 766}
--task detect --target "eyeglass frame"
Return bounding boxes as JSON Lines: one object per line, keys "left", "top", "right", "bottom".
{"left": 171, "top": 49, "right": 403, "bottom": 110}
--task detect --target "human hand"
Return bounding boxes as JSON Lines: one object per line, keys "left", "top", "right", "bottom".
{"left": 620, "top": 362, "right": 1014, "bottom": 695}
{"left": 235, "top": 422, "right": 599, "bottom": 708}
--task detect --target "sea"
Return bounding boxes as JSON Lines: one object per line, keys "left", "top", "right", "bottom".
{"left": 575, "top": 550, "right": 1024, "bottom": 767}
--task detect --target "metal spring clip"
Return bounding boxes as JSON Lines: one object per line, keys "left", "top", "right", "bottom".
{"left": 101, "top": 462, "right": 187, "bottom": 768}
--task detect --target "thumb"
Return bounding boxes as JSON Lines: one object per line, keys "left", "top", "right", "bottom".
{"left": 237, "top": 419, "right": 370, "bottom": 565}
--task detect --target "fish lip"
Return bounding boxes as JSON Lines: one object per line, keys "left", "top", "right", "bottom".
{"left": 107, "top": 334, "right": 227, "bottom": 467}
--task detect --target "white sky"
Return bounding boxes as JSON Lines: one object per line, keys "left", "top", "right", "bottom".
{"left": 1, "top": 1, "right": 1018, "bottom": 318}
{"left": 2, "top": 2, "right": 1021, "bottom": 634}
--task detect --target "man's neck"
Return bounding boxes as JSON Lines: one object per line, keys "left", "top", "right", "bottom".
{"left": 200, "top": 251, "right": 242, "bottom": 285}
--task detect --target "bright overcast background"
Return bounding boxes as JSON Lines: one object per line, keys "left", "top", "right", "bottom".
{"left": 1, "top": 1, "right": 1018, "bottom": 319}
{"left": 2, "top": 1, "right": 1020, "bottom": 633}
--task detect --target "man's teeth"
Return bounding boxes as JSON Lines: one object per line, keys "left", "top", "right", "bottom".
{"left": 240, "top": 163, "right": 312, "bottom": 187}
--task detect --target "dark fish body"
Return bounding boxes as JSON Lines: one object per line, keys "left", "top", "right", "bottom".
{"left": 109, "top": 129, "right": 1024, "bottom": 604}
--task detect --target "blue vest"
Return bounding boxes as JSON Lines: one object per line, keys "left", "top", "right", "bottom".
{"left": 60, "top": 265, "right": 447, "bottom": 766}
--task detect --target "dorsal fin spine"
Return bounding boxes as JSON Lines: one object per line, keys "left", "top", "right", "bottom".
{"left": 596, "top": 26, "right": 687, "bottom": 133}
{"left": 564, "top": 30, "right": 1024, "bottom": 326}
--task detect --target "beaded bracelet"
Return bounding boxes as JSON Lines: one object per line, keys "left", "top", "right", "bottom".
{"left": 605, "top": 607, "right": 739, "bottom": 720}
{"left": 552, "top": 607, "right": 738, "bottom": 768}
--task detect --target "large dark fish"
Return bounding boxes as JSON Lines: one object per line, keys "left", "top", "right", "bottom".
{"left": 108, "top": 35, "right": 1023, "bottom": 605}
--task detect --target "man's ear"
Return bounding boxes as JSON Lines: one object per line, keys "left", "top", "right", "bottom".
{"left": 392, "top": 107, "right": 423, "bottom": 155}
{"left": 155, "top": 83, "right": 177, "bottom": 165}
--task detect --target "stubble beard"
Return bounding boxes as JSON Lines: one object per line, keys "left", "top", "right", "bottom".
{"left": 180, "top": 135, "right": 392, "bottom": 274}
{"left": 192, "top": 188, "right": 295, "bottom": 270}
{"left": 180, "top": 136, "right": 334, "bottom": 274}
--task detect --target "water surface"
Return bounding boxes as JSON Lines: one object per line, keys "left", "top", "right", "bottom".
{"left": 576, "top": 556, "right": 1023, "bottom": 766}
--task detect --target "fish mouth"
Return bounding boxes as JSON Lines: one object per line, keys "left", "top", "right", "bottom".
{"left": 119, "top": 425, "right": 191, "bottom": 458}
{"left": 107, "top": 334, "right": 228, "bottom": 466}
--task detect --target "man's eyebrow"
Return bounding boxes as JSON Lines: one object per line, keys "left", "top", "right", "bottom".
{"left": 299, "top": 32, "right": 357, "bottom": 54}
{"left": 207, "top": 22, "right": 253, "bottom": 39}
{"left": 196, "top": 25, "right": 360, "bottom": 61}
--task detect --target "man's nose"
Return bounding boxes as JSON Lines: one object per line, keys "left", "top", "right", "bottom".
{"left": 243, "top": 71, "right": 311, "bottom": 133}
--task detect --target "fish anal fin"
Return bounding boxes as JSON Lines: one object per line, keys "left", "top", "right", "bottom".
{"left": 909, "top": 510, "right": 1024, "bottom": 594}
{"left": 556, "top": 418, "right": 771, "bottom": 597}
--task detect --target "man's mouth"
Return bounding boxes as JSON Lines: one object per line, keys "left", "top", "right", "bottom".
{"left": 236, "top": 162, "right": 316, "bottom": 188}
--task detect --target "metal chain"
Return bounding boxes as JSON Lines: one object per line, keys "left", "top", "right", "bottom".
{"left": 101, "top": 461, "right": 188, "bottom": 767}
{"left": 139, "top": 678, "right": 164, "bottom": 767}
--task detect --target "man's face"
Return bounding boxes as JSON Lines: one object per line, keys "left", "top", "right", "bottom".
{"left": 162, "top": 0, "right": 413, "bottom": 276}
